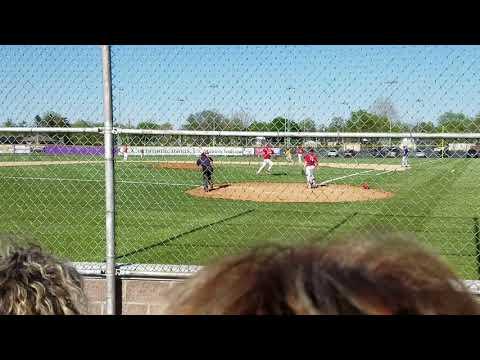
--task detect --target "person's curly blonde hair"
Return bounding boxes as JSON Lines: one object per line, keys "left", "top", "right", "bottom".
{"left": 0, "top": 243, "right": 87, "bottom": 315}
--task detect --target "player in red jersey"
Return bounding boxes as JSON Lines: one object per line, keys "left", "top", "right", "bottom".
{"left": 304, "top": 148, "right": 319, "bottom": 188}
{"left": 256, "top": 143, "right": 274, "bottom": 175}
{"left": 296, "top": 146, "right": 305, "bottom": 164}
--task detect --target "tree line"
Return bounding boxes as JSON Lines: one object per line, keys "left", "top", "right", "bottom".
{"left": 2, "top": 109, "right": 480, "bottom": 134}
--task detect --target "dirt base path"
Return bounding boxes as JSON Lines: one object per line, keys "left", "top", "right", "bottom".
{"left": 0, "top": 159, "right": 405, "bottom": 173}
{"left": 187, "top": 182, "right": 393, "bottom": 203}
{"left": 149, "top": 160, "right": 405, "bottom": 172}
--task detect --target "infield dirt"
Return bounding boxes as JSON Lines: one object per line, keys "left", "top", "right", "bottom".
{"left": 187, "top": 182, "right": 394, "bottom": 203}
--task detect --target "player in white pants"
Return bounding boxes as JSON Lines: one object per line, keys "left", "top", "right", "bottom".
{"left": 257, "top": 144, "right": 274, "bottom": 175}
{"left": 304, "top": 148, "right": 319, "bottom": 188}
{"left": 123, "top": 144, "right": 129, "bottom": 161}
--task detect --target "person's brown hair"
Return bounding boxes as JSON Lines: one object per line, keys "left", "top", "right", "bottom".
{"left": 0, "top": 243, "right": 87, "bottom": 315}
{"left": 164, "top": 234, "right": 480, "bottom": 315}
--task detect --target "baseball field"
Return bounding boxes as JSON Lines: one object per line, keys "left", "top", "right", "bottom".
{"left": 0, "top": 153, "right": 479, "bottom": 279}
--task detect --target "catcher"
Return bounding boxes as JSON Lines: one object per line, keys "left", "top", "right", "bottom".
{"left": 197, "top": 149, "right": 214, "bottom": 192}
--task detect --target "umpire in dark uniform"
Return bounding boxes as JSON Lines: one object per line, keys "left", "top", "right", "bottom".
{"left": 197, "top": 149, "right": 214, "bottom": 192}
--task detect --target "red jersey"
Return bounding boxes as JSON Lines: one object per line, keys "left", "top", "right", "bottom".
{"left": 304, "top": 153, "right": 318, "bottom": 166}
{"left": 262, "top": 147, "right": 274, "bottom": 160}
{"left": 296, "top": 147, "right": 305, "bottom": 155}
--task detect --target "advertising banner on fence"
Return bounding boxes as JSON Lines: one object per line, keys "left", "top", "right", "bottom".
{"left": 254, "top": 147, "right": 283, "bottom": 156}
{"left": 126, "top": 146, "right": 255, "bottom": 156}
{"left": 42, "top": 145, "right": 119, "bottom": 156}
{"left": 0, "top": 144, "right": 32, "bottom": 154}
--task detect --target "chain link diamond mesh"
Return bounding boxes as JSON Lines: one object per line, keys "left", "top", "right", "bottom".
{"left": 0, "top": 46, "right": 104, "bottom": 271}
{"left": 1, "top": 45, "right": 480, "bottom": 282}
{"left": 110, "top": 45, "right": 480, "bottom": 279}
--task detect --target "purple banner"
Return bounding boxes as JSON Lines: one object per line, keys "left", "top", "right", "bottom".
{"left": 43, "top": 145, "right": 119, "bottom": 156}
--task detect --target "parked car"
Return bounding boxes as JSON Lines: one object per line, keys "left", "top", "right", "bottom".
{"left": 433, "top": 146, "right": 451, "bottom": 158}
{"left": 467, "top": 148, "right": 479, "bottom": 158}
{"left": 386, "top": 147, "right": 400, "bottom": 158}
{"left": 343, "top": 149, "right": 358, "bottom": 158}
{"left": 370, "top": 148, "right": 387, "bottom": 158}
{"left": 415, "top": 149, "right": 426, "bottom": 158}
{"left": 327, "top": 149, "right": 339, "bottom": 157}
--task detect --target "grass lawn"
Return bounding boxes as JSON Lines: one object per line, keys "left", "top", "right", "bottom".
{"left": 1, "top": 154, "right": 479, "bottom": 279}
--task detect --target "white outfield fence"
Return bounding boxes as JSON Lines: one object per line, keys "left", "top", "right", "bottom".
{"left": 1, "top": 45, "right": 480, "bottom": 313}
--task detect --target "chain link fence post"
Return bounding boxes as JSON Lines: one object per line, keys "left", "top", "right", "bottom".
{"left": 101, "top": 45, "right": 116, "bottom": 315}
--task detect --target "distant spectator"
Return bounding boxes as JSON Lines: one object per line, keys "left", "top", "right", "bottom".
{"left": 284, "top": 147, "right": 293, "bottom": 163}
{"left": 0, "top": 243, "right": 86, "bottom": 315}
{"left": 296, "top": 146, "right": 305, "bottom": 164}
{"left": 164, "top": 234, "right": 479, "bottom": 315}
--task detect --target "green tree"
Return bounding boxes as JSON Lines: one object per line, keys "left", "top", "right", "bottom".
{"left": 247, "top": 121, "right": 270, "bottom": 131}
{"left": 2, "top": 119, "right": 15, "bottom": 127}
{"left": 138, "top": 121, "right": 161, "bottom": 129}
{"left": 72, "top": 119, "right": 93, "bottom": 127}
{"left": 34, "top": 112, "right": 70, "bottom": 128}
{"left": 269, "top": 117, "right": 300, "bottom": 132}
{"left": 473, "top": 113, "right": 480, "bottom": 132}
{"left": 437, "top": 112, "right": 473, "bottom": 132}
{"left": 158, "top": 122, "right": 173, "bottom": 130}
{"left": 412, "top": 121, "right": 436, "bottom": 133}
{"left": 345, "top": 110, "right": 390, "bottom": 132}
{"left": 183, "top": 110, "right": 229, "bottom": 131}
{"left": 298, "top": 118, "right": 316, "bottom": 132}
{"left": 390, "top": 121, "right": 410, "bottom": 132}
{"left": 34, "top": 115, "right": 42, "bottom": 127}
{"left": 327, "top": 116, "right": 346, "bottom": 131}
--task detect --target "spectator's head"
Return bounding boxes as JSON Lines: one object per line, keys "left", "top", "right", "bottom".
{"left": 164, "top": 234, "right": 479, "bottom": 315}
{"left": 0, "top": 243, "right": 86, "bottom": 315}
{"left": 309, "top": 148, "right": 315, "bottom": 153}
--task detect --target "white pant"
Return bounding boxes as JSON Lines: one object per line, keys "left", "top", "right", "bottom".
{"left": 298, "top": 154, "right": 303, "bottom": 163}
{"left": 257, "top": 159, "right": 273, "bottom": 174}
{"left": 305, "top": 165, "right": 316, "bottom": 184}
{"left": 123, "top": 152, "right": 128, "bottom": 161}
{"left": 402, "top": 155, "right": 408, "bottom": 167}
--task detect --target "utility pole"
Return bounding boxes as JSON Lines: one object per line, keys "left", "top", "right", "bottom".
{"left": 287, "top": 86, "right": 295, "bottom": 148}
{"left": 384, "top": 80, "right": 398, "bottom": 148}
{"left": 209, "top": 84, "right": 218, "bottom": 146}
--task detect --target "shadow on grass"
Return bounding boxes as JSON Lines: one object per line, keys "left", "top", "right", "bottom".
{"left": 114, "top": 208, "right": 256, "bottom": 262}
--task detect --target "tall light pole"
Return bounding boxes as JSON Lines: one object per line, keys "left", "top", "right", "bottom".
{"left": 341, "top": 101, "right": 350, "bottom": 147}
{"left": 209, "top": 84, "right": 218, "bottom": 146}
{"left": 177, "top": 98, "right": 186, "bottom": 145}
{"left": 287, "top": 86, "right": 295, "bottom": 147}
{"left": 384, "top": 80, "right": 398, "bottom": 147}
{"left": 117, "top": 87, "right": 125, "bottom": 127}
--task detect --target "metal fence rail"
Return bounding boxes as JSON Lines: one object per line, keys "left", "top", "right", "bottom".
{"left": 1, "top": 45, "right": 480, "bottom": 313}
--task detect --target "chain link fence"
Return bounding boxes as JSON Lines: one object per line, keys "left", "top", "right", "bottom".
{"left": 1, "top": 45, "right": 480, "bottom": 286}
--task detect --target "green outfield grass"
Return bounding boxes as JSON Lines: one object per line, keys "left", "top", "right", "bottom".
{"left": 1, "top": 154, "right": 479, "bottom": 279}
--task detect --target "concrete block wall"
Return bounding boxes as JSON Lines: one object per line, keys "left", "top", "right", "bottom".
{"left": 84, "top": 276, "right": 480, "bottom": 315}
{"left": 84, "top": 277, "right": 182, "bottom": 315}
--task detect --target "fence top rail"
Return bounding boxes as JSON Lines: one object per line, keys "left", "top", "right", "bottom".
{"left": 0, "top": 127, "right": 103, "bottom": 134}
{"left": 112, "top": 128, "right": 480, "bottom": 139}
{"left": 2, "top": 127, "right": 480, "bottom": 139}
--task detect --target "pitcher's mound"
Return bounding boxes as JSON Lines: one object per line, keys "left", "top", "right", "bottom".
{"left": 187, "top": 182, "right": 393, "bottom": 203}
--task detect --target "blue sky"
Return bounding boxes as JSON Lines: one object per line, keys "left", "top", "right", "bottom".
{"left": 0, "top": 45, "right": 479, "bottom": 128}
